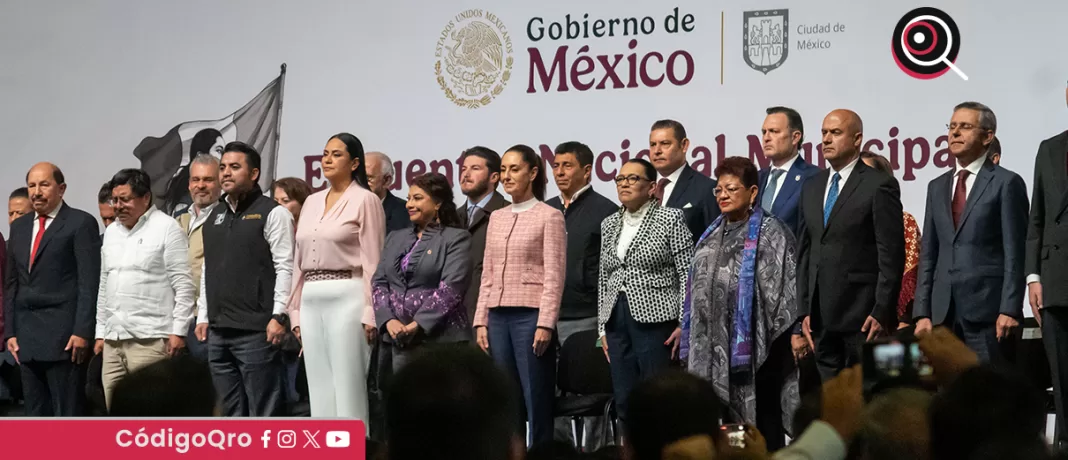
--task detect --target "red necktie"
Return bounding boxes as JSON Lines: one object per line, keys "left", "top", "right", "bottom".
{"left": 655, "top": 178, "right": 672, "bottom": 204}
{"left": 952, "top": 170, "right": 969, "bottom": 229}
{"left": 29, "top": 215, "right": 46, "bottom": 268}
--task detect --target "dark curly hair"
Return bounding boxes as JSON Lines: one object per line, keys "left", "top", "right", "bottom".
{"left": 409, "top": 172, "right": 461, "bottom": 228}
{"left": 713, "top": 156, "right": 759, "bottom": 188}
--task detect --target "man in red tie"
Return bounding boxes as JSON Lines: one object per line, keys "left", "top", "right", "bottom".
{"left": 3, "top": 162, "right": 100, "bottom": 416}
{"left": 647, "top": 119, "right": 718, "bottom": 244}
{"left": 914, "top": 102, "right": 1029, "bottom": 366}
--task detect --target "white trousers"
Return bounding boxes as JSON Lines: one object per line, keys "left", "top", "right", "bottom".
{"left": 300, "top": 278, "right": 369, "bottom": 420}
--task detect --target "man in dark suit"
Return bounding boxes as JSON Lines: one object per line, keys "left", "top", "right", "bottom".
{"left": 648, "top": 119, "right": 718, "bottom": 243}
{"left": 797, "top": 110, "right": 905, "bottom": 380}
{"left": 366, "top": 151, "right": 412, "bottom": 234}
{"left": 4, "top": 162, "right": 100, "bottom": 416}
{"left": 457, "top": 146, "right": 510, "bottom": 326}
{"left": 914, "top": 102, "right": 1028, "bottom": 366}
{"left": 755, "top": 106, "right": 821, "bottom": 236}
{"left": 1027, "top": 87, "right": 1068, "bottom": 445}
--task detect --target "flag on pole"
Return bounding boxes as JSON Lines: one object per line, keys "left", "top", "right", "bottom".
{"left": 133, "top": 64, "right": 286, "bottom": 215}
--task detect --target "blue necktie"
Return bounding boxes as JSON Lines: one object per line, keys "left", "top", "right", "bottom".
{"left": 761, "top": 169, "right": 784, "bottom": 211}
{"left": 823, "top": 172, "right": 841, "bottom": 226}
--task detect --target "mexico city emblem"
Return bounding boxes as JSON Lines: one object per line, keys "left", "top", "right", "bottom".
{"left": 743, "top": 9, "right": 789, "bottom": 74}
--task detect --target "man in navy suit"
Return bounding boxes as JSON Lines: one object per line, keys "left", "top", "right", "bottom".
{"left": 4, "top": 162, "right": 100, "bottom": 416}
{"left": 755, "top": 106, "right": 821, "bottom": 236}
{"left": 914, "top": 102, "right": 1029, "bottom": 365}
{"left": 648, "top": 119, "right": 719, "bottom": 243}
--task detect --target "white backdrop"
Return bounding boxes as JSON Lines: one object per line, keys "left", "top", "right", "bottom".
{"left": 1, "top": 0, "right": 1065, "bottom": 236}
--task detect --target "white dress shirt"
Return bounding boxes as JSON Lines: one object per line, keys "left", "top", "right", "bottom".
{"left": 617, "top": 201, "right": 652, "bottom": 261}
{"left": 185, "top": 201, "right": 219, "bottom": 236}
{"left": 658, "top": 165, "right": 686, "bottom": 205}
{"left": 96, "top": 207, "right": 196, "bottom": 340}
{"left": 951, "top": 157, "right": 985, "bottom": 202}
{"left": 28, "top": 205, "right": 61, "bottom": 270}
{"left": 562, "top": 184, "right": 592, "bottom": 208}
{"left": 766, "top": 154, "right": 799, "bottom": 205}
{"left": 196, "top": 202, "right": 294, "bottom": 323}
{"left": 824, "top": 156, "right": 861, "bottom": 205}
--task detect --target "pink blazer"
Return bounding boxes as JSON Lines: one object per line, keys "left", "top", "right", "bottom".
{"left": 473, "top": 201, "right": 566, "bottom": 329}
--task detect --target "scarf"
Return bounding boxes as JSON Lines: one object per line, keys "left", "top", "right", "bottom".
{"left": 680, "top": 207, "right": 764, "bottom": 373}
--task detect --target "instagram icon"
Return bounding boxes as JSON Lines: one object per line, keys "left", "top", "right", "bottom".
{"left": 277, "top": 430, "right": 297, "bottom": 449}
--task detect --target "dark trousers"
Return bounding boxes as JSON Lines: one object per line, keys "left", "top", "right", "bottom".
{"left": 186, "top": 321, "right": 208, "bottom": 362}
{"left": 604, "top": 293, "right": 676, "bottom": 422}
{"left": 1044, "top": 308, "right": 1068, "bottom": 444}
{"left": 488, "top": 307, "right": 557, "bottom": 447}
{"left": 946, "top": 300, "right": 1015, "bottom": 367}
{"left": 21, "top": 359, "right": 85, "bottom": 416}
{"left": 813, "top": 330, "right": 865, "bottom": 381}
{"left": 207, "top": 327, "right": 286, "bottom": 417}
{"left": 753, "top": 334, "right": 792, "bottom": 450}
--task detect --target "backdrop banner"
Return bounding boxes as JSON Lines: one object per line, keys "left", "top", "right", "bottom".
{"left": 1, "top": 0, "right": 1065, "bottom": 242}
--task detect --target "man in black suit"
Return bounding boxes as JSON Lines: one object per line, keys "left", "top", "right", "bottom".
{"left": 1026, "top": 84, "right": 1068, "bottom": 445}
{"left": 797, "top": 110, "right": 905, "bottom": 380}
{"left": 914, "top": 102, "right": 1028, "bottom": 365}
{"left": 457, "top": 146, "right": 510, "bottom": 326}
{"left": 4, "top": 162, "right": 100, "bottom": 416}
{"left": 366, "top": 151, "right": 412, "bottom": 234}
{"left": 648, "top": 119, "right": 718, "bottom": 243}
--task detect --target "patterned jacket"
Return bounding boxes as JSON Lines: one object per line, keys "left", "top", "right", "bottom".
{"left": 473, "top": 202, "right": 567, "bottom": 330}
{"left": 598, "top": 202, "right": 695, "bottom": 336}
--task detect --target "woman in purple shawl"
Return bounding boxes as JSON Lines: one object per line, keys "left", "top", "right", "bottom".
{"left": 680, "top": 157, "right": 801, "bottom": 450}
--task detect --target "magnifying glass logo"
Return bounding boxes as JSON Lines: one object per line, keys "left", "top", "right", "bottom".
{"left": 892, "top": 7, "right": 966, "bottom": 81}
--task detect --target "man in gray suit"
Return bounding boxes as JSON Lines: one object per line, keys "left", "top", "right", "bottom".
{"left": 457, "top": 146, "right": 510, "bottom": 327}
{"left": 914, "top": 102, "right": 1029, "bottom": 365}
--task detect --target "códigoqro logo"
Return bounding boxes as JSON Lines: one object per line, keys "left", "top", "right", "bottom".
{"left": 891, "top": 7, "right": 968, "bottom": 81}
{"left": 434, "top": 9, "right": 514, "bottom": 109}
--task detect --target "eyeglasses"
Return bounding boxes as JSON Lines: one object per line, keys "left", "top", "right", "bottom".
{"left": 713, "top": 186, "right": 746, "bottom": 196}
{"left": 614, "top": 175, "right": 651, "bottom": 185}
{"left": 108, "top": 196, "right": 138, "bottom": 206}
{"left": 946, "top": 123, "right": 986, "bottom": 132}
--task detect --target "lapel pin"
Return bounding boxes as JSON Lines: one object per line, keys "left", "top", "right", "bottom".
{"left": 795, "top": 175, "right": 800, "bottom": 181}
{"left": 427, "top": 249, "right": 432, "bottom": 255}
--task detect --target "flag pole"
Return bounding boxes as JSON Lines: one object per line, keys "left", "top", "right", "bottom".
{"left": 269, "top": 63, "right": 287, "bottom": 193}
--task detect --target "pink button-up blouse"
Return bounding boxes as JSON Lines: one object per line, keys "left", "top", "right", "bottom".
{"left": 287, "top": 181, "right": 386, "bottom": 328}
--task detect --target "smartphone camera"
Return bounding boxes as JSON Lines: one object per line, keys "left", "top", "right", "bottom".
{"left": 720, "top": 424, "right": 746, "bottom": 449}
{"left": 862, "top": 336, "right": 933, "bottom": 399}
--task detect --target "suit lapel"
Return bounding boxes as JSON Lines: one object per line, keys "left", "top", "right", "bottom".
{"left": 936, "top": 171, "right": 954, "bottom": 235}
{"left": 1051, "top": 140, "right": 1068, "bottom": 220}
{"left": 824, "top": 162, "right": 866, "bottom": 233}
{"left": 666, "top": 167, "right": 692, "bottom": 208}
{"left": 955, "top": 161, "right": 994, "bottom": 239}
{"left": 773, "top": 158, "right": 806, "bottom": 211}
{"left": 807, "top": 169, "right": 829, "bottom": 233}
{"left": 32, "top": 204, "right": 67, "bottom": 270}
{"left": 467, "top": 207, "right": 487, "bottom": 230}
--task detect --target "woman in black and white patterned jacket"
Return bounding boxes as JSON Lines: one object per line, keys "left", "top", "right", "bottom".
{"left": 597, "top": 158, "right": 695, "bottom": 424}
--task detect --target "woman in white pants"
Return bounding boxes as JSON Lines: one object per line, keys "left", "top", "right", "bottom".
{"left": 288, "top": 132, "right": 385, "bottom": 419}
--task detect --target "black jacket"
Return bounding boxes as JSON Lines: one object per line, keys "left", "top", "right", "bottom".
{"left": 383, "top": 192, "right": 412, "bottom": 234}
{"left": 547, "top": 189, "right": 619, "bottom": 320}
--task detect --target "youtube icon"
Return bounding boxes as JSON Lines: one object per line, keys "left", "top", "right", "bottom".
{"left": 326, "top": 431, "right": 350, "bottom": 448}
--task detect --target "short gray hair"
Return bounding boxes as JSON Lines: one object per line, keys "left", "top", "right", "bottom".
{"left": 366, "top": 151, "right": 395, "bottom": 185}
{"left": 190, "top": 153, "right": 220, "bottom": 169}
{"left": 954, "top": 101, "right": 997, "bottom": 132}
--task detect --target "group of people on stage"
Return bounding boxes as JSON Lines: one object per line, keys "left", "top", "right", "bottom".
{"left": 2, "top": 95, "right": 1068, "bottom": 452}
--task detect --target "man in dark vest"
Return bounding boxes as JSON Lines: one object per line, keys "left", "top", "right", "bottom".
{"left": 193, "top": 142, "right": 294, "bottom": 417}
